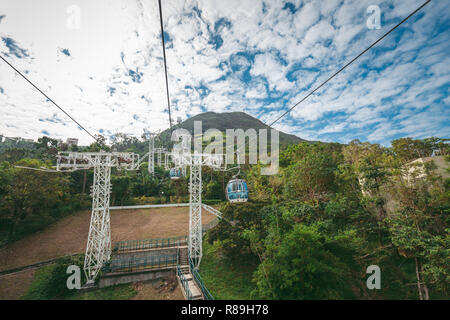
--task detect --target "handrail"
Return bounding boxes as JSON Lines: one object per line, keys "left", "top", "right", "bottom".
{"left": 113, "top": 235, "right": 188, "bottom": 252}
{"left": 189, "top": 257, "right": 214, "bottom": 300}
{"left": 112, "top": 216, "right": 220, "bottom": 252}
{"left": 202, "top": 218, "right": 220, "bottom": 234}
{"left": 177, "top": 265, "right": 193, "bottom": 300}
{"left": 103, "top": 253, "right": 177, "bottom": 273}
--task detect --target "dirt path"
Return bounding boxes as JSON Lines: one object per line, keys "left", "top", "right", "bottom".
{"left": 131, "top": 276, "right": 185, "bottom": 300}
{"left": 0, "top": 269, "right": 36, "bottom": 300}
{"left": 0, "top": 207, "right": 216, "bottom": 272}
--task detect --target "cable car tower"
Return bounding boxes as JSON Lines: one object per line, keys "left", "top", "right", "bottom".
{"left": 147, "top": 133, "right": 155, "bottom": 175}
{"left": 56, "top": 151, "right": 140, "bottom": 284}
{"left": 169, "top": 131, "right": 224, "bottom": 269}
{"left": 147, "top": 132, "right": 170, "bottom": 176}
{"left": 52, "top": 131, "right": 226, "bottom": 282}
{"left": 172, "top": 151, "right": 223, "bottom": 268}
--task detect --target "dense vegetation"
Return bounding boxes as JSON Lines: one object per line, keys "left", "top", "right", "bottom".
{"left": 205, "top": 137, "right": 449, "bottom": 300}
{"left": 22, "top": 253, "right": 138, "bottom": 300}
{"left": 1, "top": 131, "right": 448, "bottom": 300}
{"left": 22, "top": 254, "right": 86, "bottom": 300}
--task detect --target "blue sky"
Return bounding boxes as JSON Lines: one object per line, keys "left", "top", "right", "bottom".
{"left": 0, "top": 0, "right": 449, "bottom": 145}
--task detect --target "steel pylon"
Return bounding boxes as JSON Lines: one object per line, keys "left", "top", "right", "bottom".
{"left": 84, "top": 155, "right": 112, "bottom": 283}
{"left": 189, "top": 154, "right": 203, "bottom": 269}
{"left": 56, "top": 151, "right": 138, "bottom": 284}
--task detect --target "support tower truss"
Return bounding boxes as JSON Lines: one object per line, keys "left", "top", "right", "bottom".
{"left": 148, "top": 136, "right": 155, "bottom": 175}
{"left": 57, "top": 152, "right": 137, "bottom": 283}
{"left": 189, "top": 154, "right": 202, "bottom": 268}
{"left": 172, "top": 151, "right": 223, "bottom": 269}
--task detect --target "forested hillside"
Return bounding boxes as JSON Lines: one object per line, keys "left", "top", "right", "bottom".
{"left": 0, "top": 131, "right": 448, "bottom": 300}
{"left": 157, "top": 111, "right": 305, "bottom": 148}
{"left": 205, "top": 137, "right": 449, "bottom": 300}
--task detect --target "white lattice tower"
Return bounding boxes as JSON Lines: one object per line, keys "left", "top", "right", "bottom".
{"left": 148, "top": 135, "right": 155, "bottom": 175}
{"left": 156, "top": 148, "right": 162, "bottom": 167}
{"left": 56, "top": 151, "right": 137, "bottom": 284}
{"left": 171, "top": 150, "right": 223, "bottom": 270}
{"left": 189, "top": 153, "right": 203, "bottom": 269}
{"left": 164, "top": 152, "right": 169, "bottom": 170}
{"left": 85, "top": 154, "right": 112, "bottom": 283}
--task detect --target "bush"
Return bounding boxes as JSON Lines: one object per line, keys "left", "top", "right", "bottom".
{"left": 131, "top": 196, "right": 164, "bottom": 205}
{"left": 22, "top": 254, "right": 85, "bottom": 300}
{"left": 203, "top": 199, "right": 224, "bottom": 205}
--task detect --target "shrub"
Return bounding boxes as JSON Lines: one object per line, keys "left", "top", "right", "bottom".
{"left": 22, "top": 254, "right": 85, "bottom": 300}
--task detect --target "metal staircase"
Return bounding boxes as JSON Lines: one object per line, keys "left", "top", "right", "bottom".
{"left": 174, "top": 221, "right": 217, "bottom": 300}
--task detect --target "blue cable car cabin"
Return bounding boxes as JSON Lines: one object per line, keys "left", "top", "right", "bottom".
{"left": 226, "top": 179, "right": 249, "bottom": 203}
{"left": 169, "top": 168, "right": 182, "bottom": 180}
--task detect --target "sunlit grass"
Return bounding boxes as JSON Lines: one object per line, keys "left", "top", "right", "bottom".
{"left": 199, "top": 238, "right": 258, "bottom": 300}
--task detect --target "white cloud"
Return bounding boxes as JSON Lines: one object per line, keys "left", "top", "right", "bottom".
{"left": 250, "top": 52, "right": 293, "bottom": 92}
{"left": 0, "top": 0, "right": 447, "bottom": 147}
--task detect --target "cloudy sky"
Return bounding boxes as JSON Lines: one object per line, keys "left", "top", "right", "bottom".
{"left": 0, "top": 0, "right": 448, "bottom": 145}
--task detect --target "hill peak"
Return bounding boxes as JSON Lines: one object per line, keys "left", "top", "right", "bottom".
{"left": 161, "top": 111, "right": 305, "bottom": 146}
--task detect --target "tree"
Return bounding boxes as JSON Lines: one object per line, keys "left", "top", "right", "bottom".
{"left": 208, "top": 202, "right": 267, "bottom": 263}
{"left": 0, "top": 161, "right": 13, "bottom": 198}
{"left": 110, "top": 133, "right": 142, "bottom": 152}
{"left": 282, "top": 148, "right": 337, "bottom": 201}
{"left": 205, "top": 180, "right": 222, "bottom": 200}
{"left": 87, "top": 135, "right": 110, "bottom": 152}
{"left": 245, "top": 163, "right": 282, "bottom": 202}
{"left": 387, "top": 159, "right": 449, "bottom": 299}
{"left": 111, "top": 174, "right": 132, "bottom": 206}
{"left": 250, "top": 224, "right": 357, "bottom": 299}
{"left": 1, "top": 159, "right": 69, "bottom": 241}
{"left": 391, "top": 137, "right": 448, "bottom": 163}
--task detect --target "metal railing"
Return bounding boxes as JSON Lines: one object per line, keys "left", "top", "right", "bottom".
{"left": 112, "top": 218, "right": 219, "bottom": 253}
{"left": 102, "top": 253, "right": 177, "bottom": 273}
{"left": 113, "top": 235, "right": 188, "bottom": 253}
{"left": 202, "top": 218, "right": 220, "bottom": 234}
{"left": 189, "top": 257, "right": 214, "bottom": 300}
{"left": 176, "top": 265, "right": 193, "bottom": 300}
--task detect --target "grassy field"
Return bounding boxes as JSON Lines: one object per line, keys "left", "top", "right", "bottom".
{"left": 199, "top": 238, "right": 258, "bottom": 300}
{"left": 0, "top": 206, "right": 216, "bottom": 299}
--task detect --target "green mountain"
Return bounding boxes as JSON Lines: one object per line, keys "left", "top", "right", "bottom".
{"left": 157, "top": 111, "right": 305, "bottom": 148}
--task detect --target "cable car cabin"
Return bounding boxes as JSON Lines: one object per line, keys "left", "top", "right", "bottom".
{"left": 226, "top": 179, "right": 249, "bottom": 203}
{"left": 169, "top": 168, "right": 182, "bottom": 180}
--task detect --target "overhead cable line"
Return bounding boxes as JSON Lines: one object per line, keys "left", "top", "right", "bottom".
{"left": 0, "top": 55, "right": 98, "bottom": 141}
{"left": 223, "top": 0, "right": 432, "bottom": 158}
{"left": 158, "top": 0, "right": 173, "bottom": 132}
{"left": 267, "top": 0, "right": 432, "bottom": 127}
{"left": 14, "top": 165, "right": 59, "bottom": 173}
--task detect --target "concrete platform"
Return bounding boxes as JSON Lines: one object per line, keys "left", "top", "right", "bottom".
{"left": 99, "top": 267, "right": 175, "bottom": 288}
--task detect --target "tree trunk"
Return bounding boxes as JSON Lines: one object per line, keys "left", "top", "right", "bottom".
{"left": 415, "top": 257, "right": 429, "bottom": 300}
{"left": 420, "top": 261, "right": 430, "bottom": 300}
{"left": 415, "top": 257, "right": 423, "bottom": 300}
